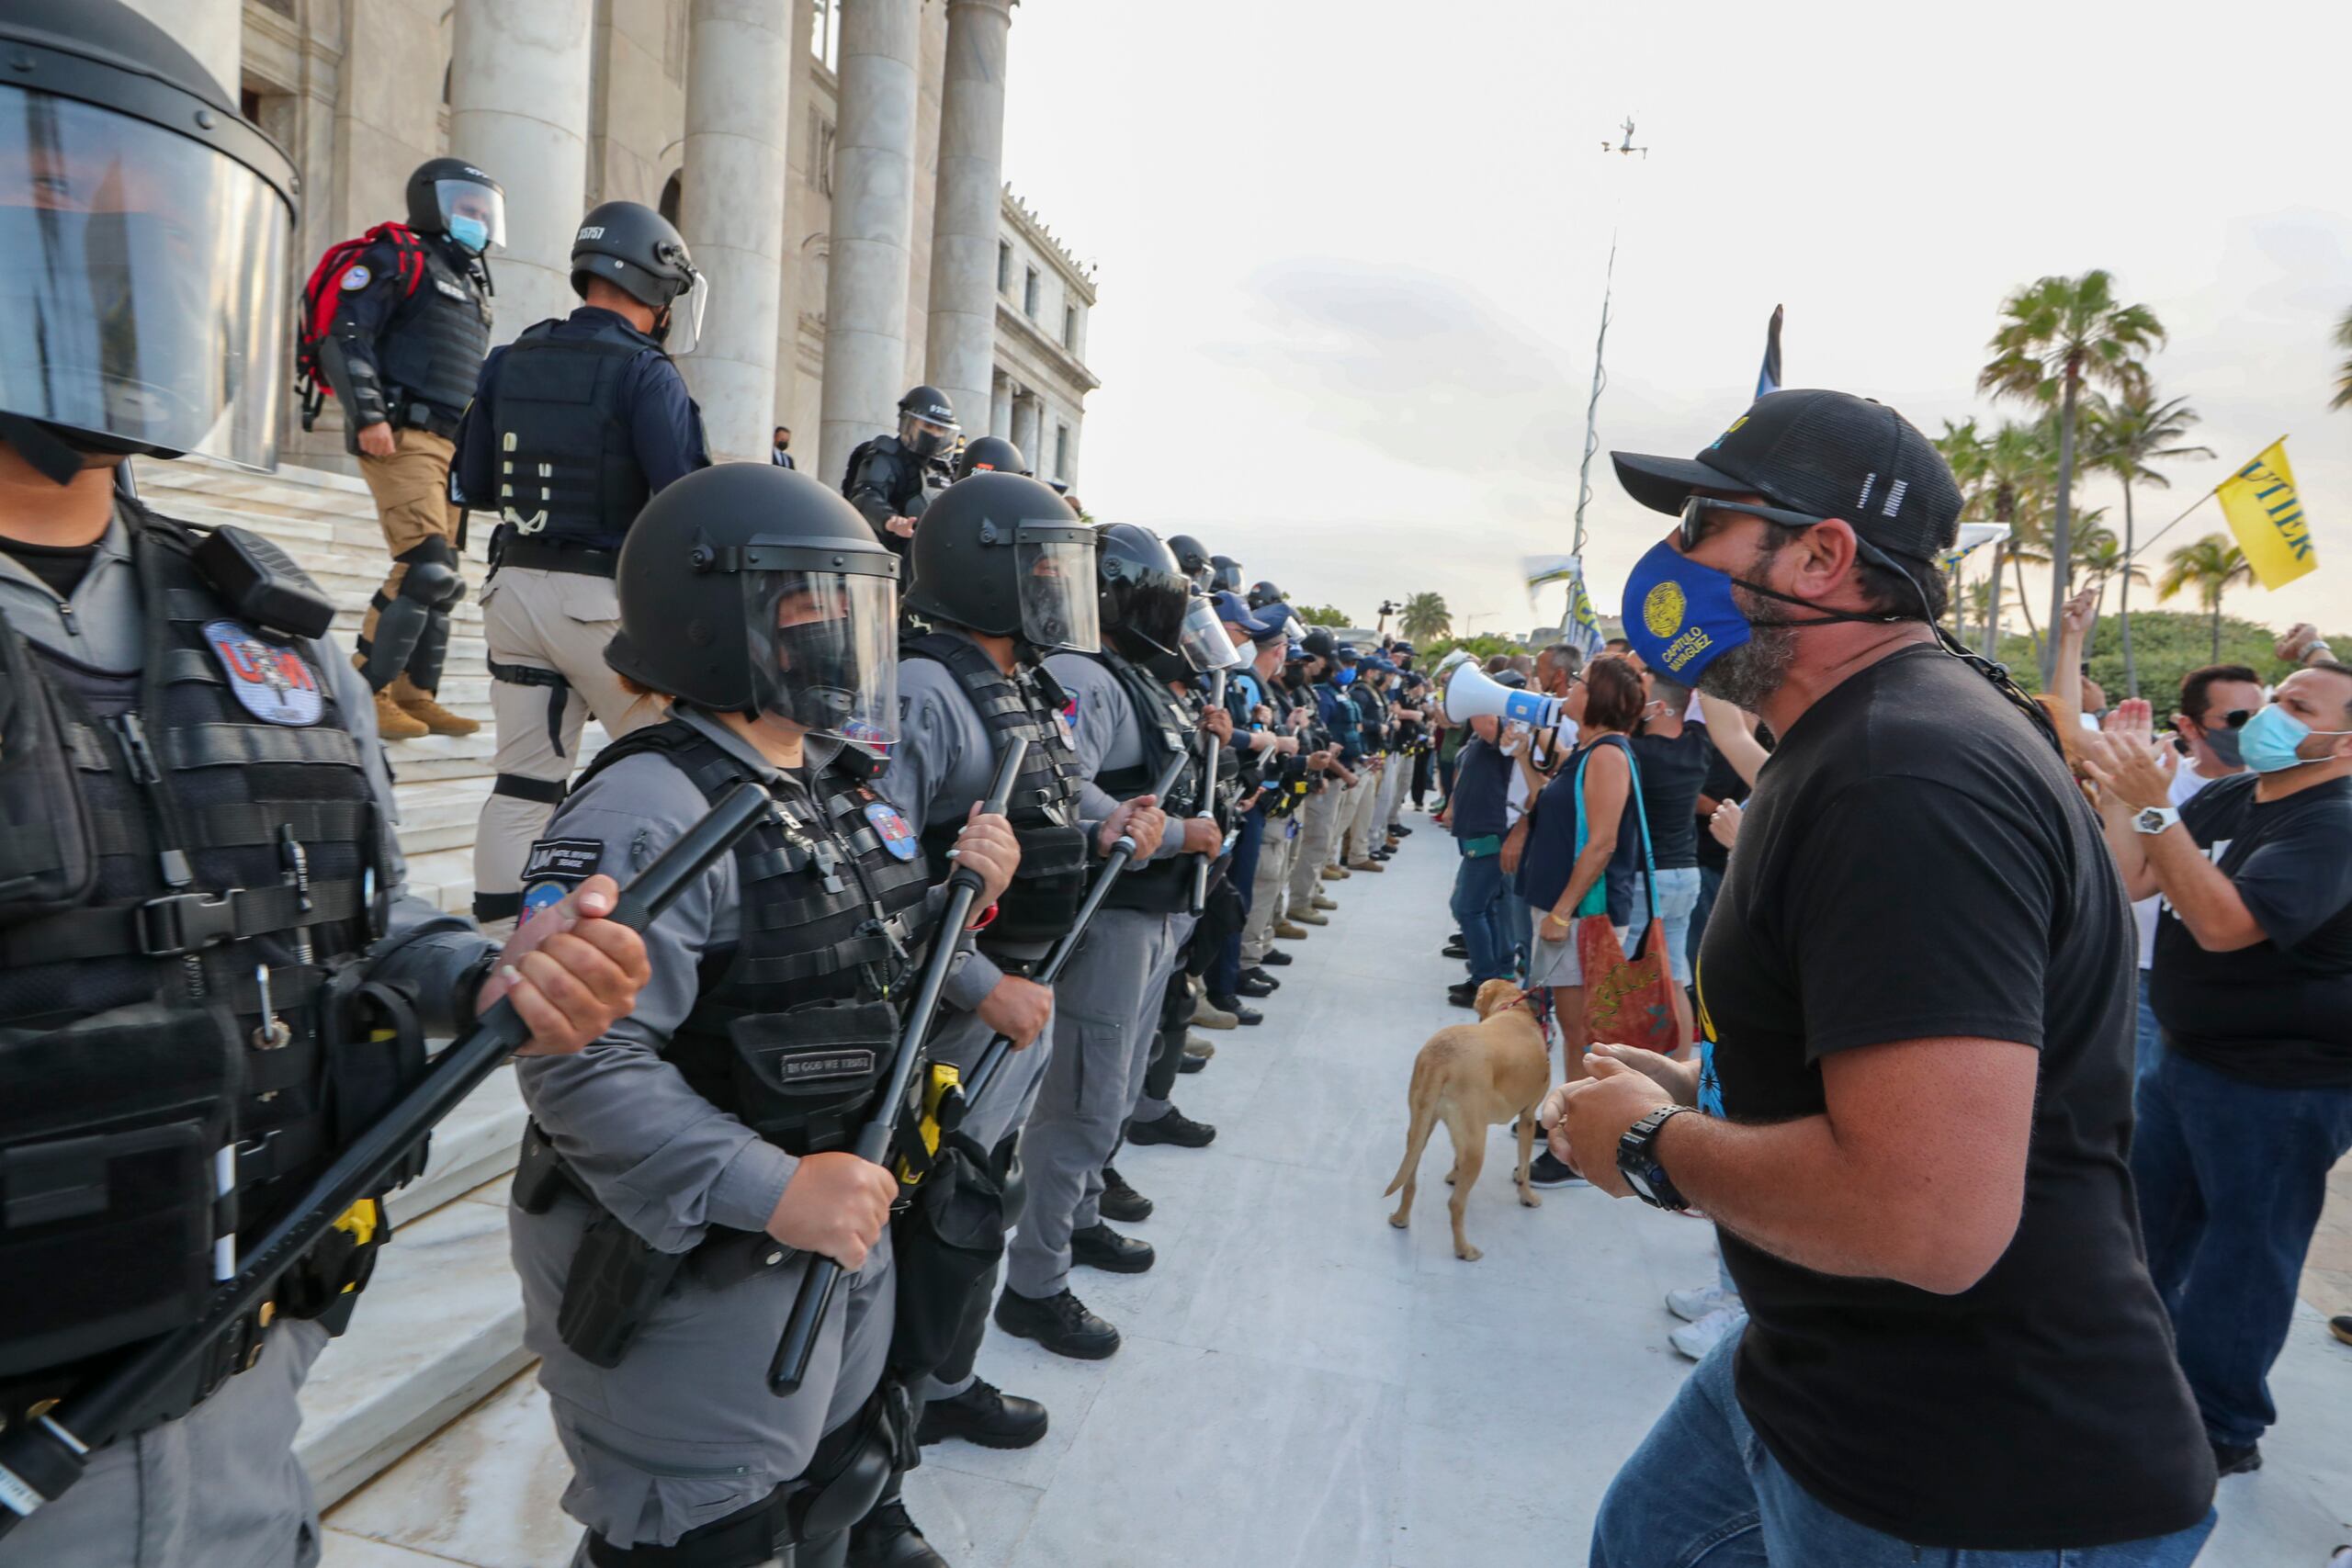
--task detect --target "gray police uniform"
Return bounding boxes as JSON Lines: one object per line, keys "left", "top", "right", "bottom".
{"left": 506, "top": 707, "right": 948, "bottom": 1558}
{"left": 0, "top": 505, "right": 505, "bottom": 1568}
{"left": 872, "top": 630, "right": 1096, "bottom": 1403}
{"left": 1001, "top": 653, "right": 1194, "bottom": 1301}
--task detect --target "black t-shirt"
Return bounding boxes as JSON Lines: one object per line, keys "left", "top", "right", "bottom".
{"left": 1629, "top": 723, "right": 1712, "bottom": 870}
{"left": 1695, "top": 644, "right": 2212, "bottom": 1550}
{"left": 1693, "top": 740, "right": 1748, "bottom": 874}
{"left": 0, "top": 537, "right": 97, "bottom": 601}
{"left": 2152, "top": 773, "right": 2352, "bottom": 1087}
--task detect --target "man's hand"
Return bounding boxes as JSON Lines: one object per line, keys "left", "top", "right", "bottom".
{"left": 1202, "top": 706, "right": 1234, "bottom": 743}
{"left": 2276, "top": 622, "right": 2322, "bottom": 665}
{"left": 977, "top": 974, "right": 1053, "bottom": 1050}
{"left": 356, "top": 421, "right": 397, "bottom": 458}
{"left": 1498, "top": 818, "right": 1529, "bottom": 875}
{"left": 1272, "top": 734, "right": 1300, "bottom": 756}
{"left": 884, "top": 514, "right": 918, "bottom": 539}
{"left": 1237, "top": 788, "right": 1263, "bottom": 812}
{"left": 1541, "top": 1055, "right": 1676, "bottom": 1198}
{"left": 1099, "top": 794, "right": 1167, "bottom": 859}
{"left": 764, "top": 1152, "right": 896, "bottom": 1270}
{"left": 1709, "top": 799, "right": 1743, "bottom": 849}
{"left": 1178, "top": 816, "right": 1223, "bottom": 855}
{"left": 2060, "top": 584, "right": 2098, "bottom": 643}
{"left": 2100, "top": 695, "right": 2154, "bottom": 739}
{"left": 950, "top": 806, "right": 1020, "bottom": 913}
{"left": 1306, "top": 747, "right": 1334, "bottom": 773}
{"left": 1587, "top": 1043, "right": 1701, "bottom": 1104}
{"left": 477, "top": 874, "right": 652, "bottom": 1055}
{"left": 2079, "top": 724, "right": 2177, "bottom": 812}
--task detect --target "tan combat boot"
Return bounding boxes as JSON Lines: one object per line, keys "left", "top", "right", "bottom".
{"left": 370, "top": 684, "right": 429, "bottom": 740}
{"left": 387, "top": 673, "right": 481, "bottom": 737}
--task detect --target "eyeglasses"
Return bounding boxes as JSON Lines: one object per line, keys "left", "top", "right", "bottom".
{"left": 1677, "top": 495, "right": 1830, "bottom": 551}
{"left": 2199, "top": 709, "right": 2256, "bottom": 731}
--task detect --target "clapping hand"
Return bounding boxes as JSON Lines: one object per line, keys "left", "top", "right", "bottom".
{"left": 2078, "top": 699, "right": 2177, "bottom": 811}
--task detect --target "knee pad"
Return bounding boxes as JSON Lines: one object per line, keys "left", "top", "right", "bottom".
{"left": 395, "top": 558, "right": 461, "bottom": 606}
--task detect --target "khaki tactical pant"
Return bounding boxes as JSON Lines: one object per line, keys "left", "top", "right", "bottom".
{"left": 471, "top": 566, "right": 666, "bottom": 922}
{"left": 354, "top": 428, "right": 464, "bottom": 654}
{"left": 1289, "top": 780, "right": 1342, "bottom": 908}
{"left": 1343, "top": 761, "right": 1385, "bottom": 863}
{"left": 1240, "top": 817, "right": 1295, "bottom": 964}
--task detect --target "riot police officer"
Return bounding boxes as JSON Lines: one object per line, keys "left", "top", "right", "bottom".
{"left": 842, "top": 387, "right": 959, "bottom": 558}
{"left": 503, "top": 463, "right": 1019, "bottom": 1567}
{"left": 0, "top": 7, "right": 650, "bottom": 1562}
{"left": 867, "top": 475, "right": 1164, "bottom": 1529}
{"left": 996, "top": 525, "right": 1214, "bottom": 1359}
{"left": 318, "top": 154, "right": 503, "bottom": 740}
{"left": 1166, "top": 533, "right": 1213, "bottom": 593}
{"left": 452, "top": 199, "right": 712, "bottom": 924}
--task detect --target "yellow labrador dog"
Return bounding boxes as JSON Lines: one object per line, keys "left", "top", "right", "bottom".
{"left": 1385, "top": 978, "right": 1549, "bottom": 1260}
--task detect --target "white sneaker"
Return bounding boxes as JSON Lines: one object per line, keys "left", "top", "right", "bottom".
{"left": 1669, "top": 1305, "right": 1747, "bottom": 1362}
{"left": 1665, "top": 1284, "right": 1741, "bottom": 1325}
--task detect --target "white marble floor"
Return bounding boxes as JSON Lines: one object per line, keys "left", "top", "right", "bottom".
{"left": 321, "top": 809, "right": 2352, "bottom": 1567}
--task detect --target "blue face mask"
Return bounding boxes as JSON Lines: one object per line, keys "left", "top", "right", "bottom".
{"left": 1618, "top": 535, "right": 1906, "bottom": 683}
{"left": 1333, "top": 666, "right": 1357, "bottom": 687}
{"left": 2237, "top": 702, "right": 2352, "bottom": 773}
{"left": 447, "top": 215, "right": 491, "bottom": 254}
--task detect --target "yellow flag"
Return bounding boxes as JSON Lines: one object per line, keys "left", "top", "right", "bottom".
{"left": 2214, "top": 440, "right": 2318, "bottom": 590}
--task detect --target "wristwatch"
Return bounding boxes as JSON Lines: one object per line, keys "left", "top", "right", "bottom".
{"left": 2132, "top": 805, "right": 2182, "bottom": 836}
{"left": 1618, "top": 1105, "right": 1695, "bottom": 1212}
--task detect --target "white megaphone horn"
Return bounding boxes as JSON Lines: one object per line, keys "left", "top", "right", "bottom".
{"left": 1443, "top": 660, "right": 1565, "bottom": 731}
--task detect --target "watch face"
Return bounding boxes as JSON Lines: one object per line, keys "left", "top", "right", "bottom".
{"left": 1623, "top": 1164, "right": 1657, "bottom": 1203}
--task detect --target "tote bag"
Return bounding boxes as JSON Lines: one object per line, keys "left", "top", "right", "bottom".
{"left": 1567, "top": 738, "right": 1680, "bottom": 1053}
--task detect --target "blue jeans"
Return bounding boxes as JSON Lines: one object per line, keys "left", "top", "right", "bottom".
{"left": 1593, "top": 1328, "right": 2216, "bottom": 1567}
{"left": 2132, "top": 1032, "right": 2352, "bottom": 1448}
{"left": 1500, "top": 886, "right": 1533, "bottom": 982}
{"left": 1689, "top": 863, "right": 1724, "bottom": 978}
{"left": 1625, "top": 865, "right": 1703, "bottom": 986}
{"left": 2132, "top": 970, "right": 2161, "bottom": 1083}
{"left": 1449, "top": 846, "right": 1510, "bottom": 985}
{"left": 1209, "top": 807, "right": 1267, "bottom": 998}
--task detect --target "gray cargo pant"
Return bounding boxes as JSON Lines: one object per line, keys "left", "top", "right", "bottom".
{"left": 1005, "top": 908, "right": 1182, "bottom": 1301}
{"left": 511, "top": 1193, "right": 894, "bottom": 1549}
{"left": 0, "top": 1320, "right": 331, "bottom": 1568}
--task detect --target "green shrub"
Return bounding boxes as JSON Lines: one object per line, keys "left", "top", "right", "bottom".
{"left": 1997, "top": 609, "right": 2346, "bottom": 715}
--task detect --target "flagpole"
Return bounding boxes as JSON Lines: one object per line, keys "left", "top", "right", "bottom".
{"left": 1570, "top": 231, "right": 1616, "bottom": 560}
{"left": 2121, "top": 434, "right": 2286, "bottom": 565}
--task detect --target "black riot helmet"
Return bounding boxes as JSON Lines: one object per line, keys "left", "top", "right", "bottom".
{"left": 1165, "top": 535, "right": 1213, "bottom": 592}
{"left": 1247, "top": 579, "right": 1287, "bottom": 610}
{"left": 571, "top": 200, "right": 706, "bottom": 351}
{"left": 405, "top": 155, "right": 504, "bottom": 254}
{"left": 954, "top": 434, "right": 1028, "bottom": 480}
{"left": 899, "top": 385, "right": 959, "bottom": 460}
{"left": 0, "top": 0, "right": 300, "bottom": 481}
{"left": 1095, "top": 523, "right": 1192, "bottom": 677}
{"left": 605, "top": 463, "right": 900, "bottom": 741}
{"left": 904, "top": 472, "right": 1099, "bottom": 655}
{"left": 1208, "top": 554, "right": 1245, "bottom": 595}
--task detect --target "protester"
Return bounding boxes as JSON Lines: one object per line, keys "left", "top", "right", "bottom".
{"left": 1445, "top": 714, "right": 1516, "bottom": 1008}
{"left": 2080, "top": 670, "right": 2352, "bottom": 1478}
{"left": 1626, "top": 671, "right": 1711, "bottom": 1050}
{"left": 1556, "top": 388, "right": 2215, "bottom": 1566}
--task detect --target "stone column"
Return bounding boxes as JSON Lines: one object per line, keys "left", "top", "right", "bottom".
{"left": 677, "top": 0, "right": 792, "bottom": 464}
{"left": 923, "top": 0, "right": 1013, "bottom": 439}
{"left": 818, "top": 0, "right": 923, "bottom": 486}
{"left": 1010, "top": 393, "right": 1041, "bottom": 468}
{"left": 989, "top": 373, "right": 1013, "bottom": 441}
{"left": 448, "top": 0, "right": 594, "bottom": 344}
{"left": 121, "top": 0, "right": 240, "bottom": 102}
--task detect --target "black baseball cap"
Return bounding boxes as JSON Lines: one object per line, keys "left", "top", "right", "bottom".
{"left": 1611, "top": 389, "right": 1962, "bottom": 565}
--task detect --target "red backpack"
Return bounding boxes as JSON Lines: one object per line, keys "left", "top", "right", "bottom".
{"left": 295, "top": 222, "right": 430, "bottom": 430}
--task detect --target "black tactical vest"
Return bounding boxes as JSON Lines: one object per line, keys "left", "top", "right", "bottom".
{"left": 902, "top": 632, "right": 1091, "bottom": 944}
{"left": 1084, "top": 648, "right": 1205, "bottom": 915}
{"left": 486, "top": 311, "right": 667, "bottom": 552}
{"left": 375, "top": 242, "right": 492, "bottom": 424}
{"left": 0, "top": 503, "right": 403, "bottom": 1402}
{"left": 570, "top": 719, "right": 933, "bottom": 1156}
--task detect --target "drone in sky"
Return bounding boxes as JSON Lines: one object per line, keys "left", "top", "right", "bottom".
{"left": 1603, "top": 117, "right": 1648, "bottom": 158}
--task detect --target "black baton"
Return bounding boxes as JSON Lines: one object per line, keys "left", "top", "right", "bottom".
{"left": 0, "top": 781, "right": 778, "bottom": 1538}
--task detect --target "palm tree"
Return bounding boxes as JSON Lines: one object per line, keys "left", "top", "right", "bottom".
{"left": 1934, "top": 420, "right": 1994, "bottom": 638}
{"left": 2335, "top": 307, "right": 2352, "bottom": 412}
{"left": 1975, "top": 420, "right": 2054, "bottom": 658}
{"left": 2158, "top": 534, "right": 2253, "bottom": 661}
{"left": 2083, "top": 389, "right": 2213, "bottom": 697}
{"left": 1978, "top": 270, "right": 2165, "bottom": 685}
{"left": 1398, "top": 592, "right": 1451, "bottom": 644}
{"left": 2075, "top": 528, "right": 2147, "bottom": 617}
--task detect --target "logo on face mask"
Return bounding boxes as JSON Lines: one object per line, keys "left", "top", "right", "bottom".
{"left": 1643, "top": 581, "right": 1686, "bottom": 639}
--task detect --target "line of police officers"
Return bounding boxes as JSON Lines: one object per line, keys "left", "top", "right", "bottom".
{"left": 0, "top": 8, "right": 1419, "bottom": 1565}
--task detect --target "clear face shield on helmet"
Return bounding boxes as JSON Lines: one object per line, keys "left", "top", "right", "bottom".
{"left": 432, "top": 177, "right": 506, "bottom": 254}
{"left": 1178, "top": 595, "right": 1249, "bottom": 672}
{"left": 654, "top": 244, "right": 707, "bottom": 355}
{"left": 901, "top": 412, "right": 959, "bottom": 461}
{"left": 0, "top": 85, "right": 291, "bottom": 470}
{"left": 1012, "top": 521, "right": 1100, "bottom": 654}
{"left": 740, "top": 559, "right": 900, "bottom": 747}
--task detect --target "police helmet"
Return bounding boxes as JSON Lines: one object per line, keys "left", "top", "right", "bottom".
{"left": 571, "top": 200, "right": 705, "bottom": 350}
{"left": 904, "top": 472, "right": 1099, "bottom": 654}
{"left": 1300, "top": 628, "right": 1339, "bottom": 661}
{"left": 1246, "top": 580, "right": 1287, "bottom": 611}
{"left": 1165, "top": 535, "right": 1213, "bottom": 592}
{"left": 1208, "top": 554, "right": 1244, "bottom": 595}
{"left": 1095, "top": 523, "right": 1191, "bottom": 673}
{"left": 898, "top": 385, "right": 959, "bottom": 460}
{"left": 0, "top": 0, "right": 300, "bottom": 479}
{"left": 955, "top": 434, "right": 1028, "bottom": 480}
{"left": 406, "top": 156, "right": 505, "bottom": 254}
{"left": 605, "top": 463, "right": 899, "bottom": 740}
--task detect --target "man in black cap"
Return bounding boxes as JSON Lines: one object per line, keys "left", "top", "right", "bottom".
{"left": 1551, "top": 389, "right": 2217, "bottom": 1565}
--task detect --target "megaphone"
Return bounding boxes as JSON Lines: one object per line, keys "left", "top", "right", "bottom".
{"left": 1443, "top": 660, "right": 1565, "bottom": 731}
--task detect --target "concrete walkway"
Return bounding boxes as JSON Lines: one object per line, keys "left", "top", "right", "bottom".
{"left": 322, "top": 809, "right": 2352, "bottom": 1566}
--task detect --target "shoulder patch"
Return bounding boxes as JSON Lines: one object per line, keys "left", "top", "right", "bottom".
{"left": 202, "top": 619, "right": 322, "bottom": 726}
{"left": 519, "top": 881, "right": 571, "bottom": 924}
{"left": 339, "top": 263, "right": 372, "bottom": 291}
{"left": 863, "top": 801, "right": 918, "bottom": 861}
{"left": 518, "top": 836, "right": 605, "bottom": 925}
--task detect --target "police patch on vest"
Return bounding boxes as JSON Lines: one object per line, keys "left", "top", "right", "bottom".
{"left": 340, "top": 264, "right": 371, "bottom": 290}
{"left": 523, "top": 837, "right": 604, "bottom": 886}
{"left": 203, "top": 619, "right": 323, "bottom": 726}
{"left": 435, "top": 277, "right": 469, "bottom": 300}
{"left": 778, "top": 1049, "right": 877, "bottom": 1083}
{"left": 864, "top": 801, "right": 918, "bottom": 861}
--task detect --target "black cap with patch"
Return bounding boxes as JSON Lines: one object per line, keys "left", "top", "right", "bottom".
{"left": 1611, "top": 389, "right": 1962, "bottom": 565}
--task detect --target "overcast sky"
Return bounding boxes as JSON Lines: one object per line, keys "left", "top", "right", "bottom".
{"left": 999, "top": 0, "right": 2351, "bottom": 640}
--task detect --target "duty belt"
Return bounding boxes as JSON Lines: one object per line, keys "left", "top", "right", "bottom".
{"left": 497, "top": 537, "right": 621, "bottom": 577}
{"left": 0, "top": 879, "right": 365, "bottom": 964}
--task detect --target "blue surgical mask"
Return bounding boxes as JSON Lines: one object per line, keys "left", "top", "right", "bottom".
{"left": 2237, "top": 703, "right": 2352, "bottom": 773}
{"left": 1333, "top": 666, "right": 1357, "bottom": 686}
{"left": 447, "top": 215, "right": 491, "bottom": 254}
{"left": 1618, "top": 535, "right": 1903, "bottom": 683}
